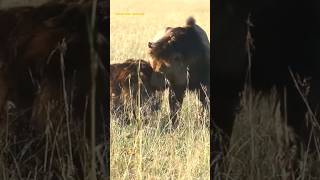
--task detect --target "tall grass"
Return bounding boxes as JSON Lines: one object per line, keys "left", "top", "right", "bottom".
{"left": 111, "top": 90, "right": 210, "bottom": 179}
{"left": 217, "top": 89, "right": 320, "bottom": 180}
{"left": 110, "top": 0, "right": 210, "bottom": 64}
{"left": 110, "top": 0, "right": 210, "bottom": 179}
{"left": 0, "top": 0, "right": 106, "bottom": 179}
{"left": 214, "top": 16, "right": 320, "bottom": 180}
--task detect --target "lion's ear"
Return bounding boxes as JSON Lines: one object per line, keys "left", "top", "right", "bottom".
{"left": 186, "top": 16, "right": 195, "bottom": 26}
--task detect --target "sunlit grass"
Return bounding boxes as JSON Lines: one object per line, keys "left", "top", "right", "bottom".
{"left": 111, "top": 90, "right": 210, "bottom": 179}
{"left": 110, "top": 0, "right": 210, "bottom": 179}
{"left": 110, "top": 0, "right": 210, "bottom": 64}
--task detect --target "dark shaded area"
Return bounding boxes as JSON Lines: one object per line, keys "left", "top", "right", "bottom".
{"left": 0, "top": 0, "right": 109, "bottom": 179}
{"left": 213, "top": 0, "right": 320, "bottom": 178}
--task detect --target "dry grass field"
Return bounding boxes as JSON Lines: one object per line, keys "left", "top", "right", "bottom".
{"left": 110, "top": 1, "right": 320, "bottom": 180}
{"left": 220, "top": 88, "right": 320, "bottom": 180}
{"left": 110, "top": 0, "right": 210, "bottom": 179}
{"left": 4, "top": 0, "right": 319, "bottom": 180}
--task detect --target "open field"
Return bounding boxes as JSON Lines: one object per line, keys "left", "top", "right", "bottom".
{"left": 110, "top": 0, "right": 210, "bottom": 64}
{"left": 110, "top": 0, "right": 210, "bottom": 179}
{"left": 2, "top": 0, "right": 319, "bottom": 179}
{"left": 110, "top": 0, "right": 319, "bottom": 179}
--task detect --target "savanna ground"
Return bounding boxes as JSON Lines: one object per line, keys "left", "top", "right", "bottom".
{"left": 110, "top": 0, "right": 210, "bottom": 179}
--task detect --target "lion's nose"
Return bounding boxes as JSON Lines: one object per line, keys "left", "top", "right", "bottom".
{"left": 148, "top": 42, "right": 153, "bottom": 48}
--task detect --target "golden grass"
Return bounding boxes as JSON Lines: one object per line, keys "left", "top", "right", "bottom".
{"left": 110, "top": 0, "right": 210, "bottom": 179}
{"left": 110, "top": 0, "right": 210, "bottom": 63}
{"left": 218, "top": 89, "right": 320, "bottom": 179}
{"left": 111, "top": 91, "right": 210, "bottom": 179}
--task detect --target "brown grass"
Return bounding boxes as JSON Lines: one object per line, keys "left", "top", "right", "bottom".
{"left": 0, "top": 0, "right": 106, "bottom": 179}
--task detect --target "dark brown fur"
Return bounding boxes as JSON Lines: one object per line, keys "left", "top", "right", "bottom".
{"left": 110, "top": 59, "right": 165, "bottom": 123}
{"left": 0, "top": 1, "right": 108, "bottom": 179}
{"left": 148, "top": 17, "right": 210, "bottom": 127}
